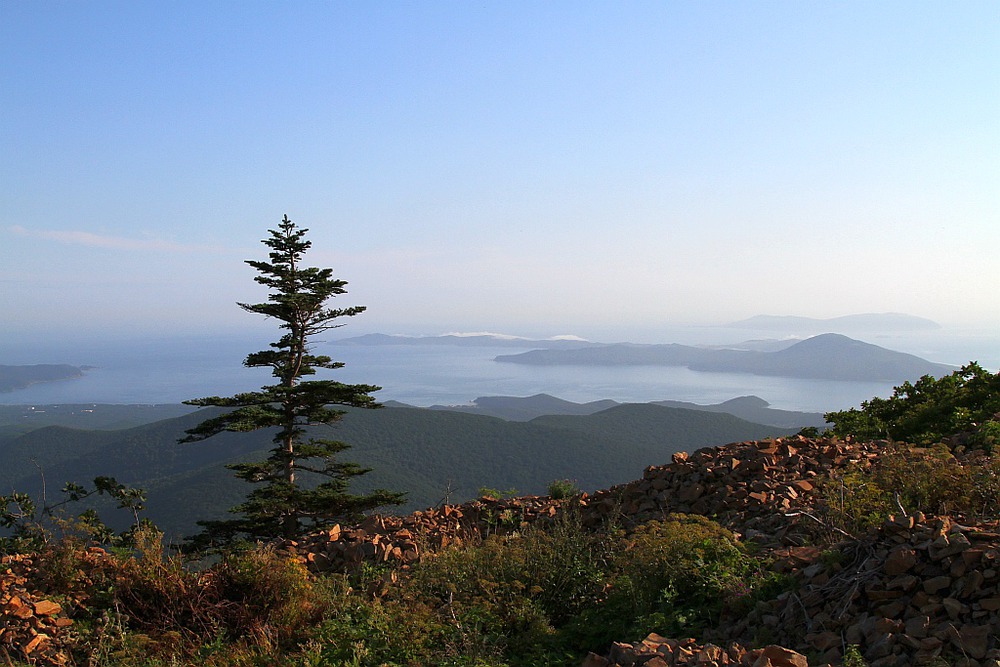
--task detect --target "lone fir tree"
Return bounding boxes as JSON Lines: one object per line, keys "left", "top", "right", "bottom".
{"left": 181, "top": 215, "right": 403, "bottom": 547}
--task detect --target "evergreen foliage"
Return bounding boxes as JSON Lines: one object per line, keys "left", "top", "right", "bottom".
{"left": 181, "top": 216, "right": 403, "bottom": 547}
{"left": 824, "top": 362, "right": 1000, "bottom": 446}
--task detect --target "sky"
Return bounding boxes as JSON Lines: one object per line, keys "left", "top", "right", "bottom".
{"left": 2, "top": 2, "right": 998, "bottom": 344}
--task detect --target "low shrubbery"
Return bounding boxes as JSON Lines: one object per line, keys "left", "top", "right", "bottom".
{"left": 3, "top": 512, "right": 784, "bottom": 666}
{"left": 822, "top": 442, "right": 1000, "bottom": 535}
{"left": 546, "top": 479, "right": 581, "bottom": 499}
{"left": 383, "top": 512, "right": 781, "bottom": 666}
{"left": 825, "top": 362, "right": 1000, "bottom": 447}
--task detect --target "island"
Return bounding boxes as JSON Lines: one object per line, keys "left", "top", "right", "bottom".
{"left": 0, "top": 364, "right": 85, "bottom": 393}
{"left": 495, "top": 333, "right": 954, "bottom": 383}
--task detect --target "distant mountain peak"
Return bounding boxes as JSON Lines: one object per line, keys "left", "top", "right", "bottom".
{"left": 718, "top": 396, "right": 771, "bottom": 409}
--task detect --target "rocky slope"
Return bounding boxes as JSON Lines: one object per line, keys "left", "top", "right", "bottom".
{"left": 3, "top": 435, "right": 999, "bottom": 665}
{"left": 281, "top": 435, "right": 1000, "bottom": 666}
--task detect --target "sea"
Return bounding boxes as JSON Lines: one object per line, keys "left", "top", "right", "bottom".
{"left": 2, "top": 326, "right": 998, "bottom": 414}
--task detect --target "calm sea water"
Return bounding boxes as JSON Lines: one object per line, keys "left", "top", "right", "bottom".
{"left": 2, "top": 327, "right": 997, "bottom": 413}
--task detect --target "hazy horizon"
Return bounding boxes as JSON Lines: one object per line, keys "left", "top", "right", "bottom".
{"left": 3, "top": 3, "right": 998, "bottom": 340}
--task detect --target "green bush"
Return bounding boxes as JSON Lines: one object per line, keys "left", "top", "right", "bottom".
{"left": 477, "top": 486, "right": 519, "bottom": 500}
{"left": 546, "top": 479, "right": 581, "bottom": 500}
{"left": 394, "top": 513, "right": 775, "bottom": 665}
{"left": 826, "top": 362, "right": 1000, "bottom": 445}
{"left": 822, "top": 443, "right": 1000, "bottom": 534}
{"left": 399, "top": 512, "right": 611, "bottom": 664}
{"left": 583, "top": 514, "right": 766, "bottom": 643}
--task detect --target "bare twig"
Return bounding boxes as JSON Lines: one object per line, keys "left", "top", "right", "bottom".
{"left": 784, "top": 510, "right": 856, "bottom": 539}
{"left": 894, "top": 492, "right": 907, "bottom": 515}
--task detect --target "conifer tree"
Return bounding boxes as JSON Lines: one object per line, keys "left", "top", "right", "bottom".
{"left": 181, "top": 215, "right": 403, "bottom": 548}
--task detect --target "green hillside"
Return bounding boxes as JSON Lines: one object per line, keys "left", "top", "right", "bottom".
{"left": 0, "top": 404, "right": 795, "bottom": 538}
{"left": 0, "top": 404, "right": 197, "bottom": 438}
{"left": 530, "top": 403, "right": 792, "bottom": 450}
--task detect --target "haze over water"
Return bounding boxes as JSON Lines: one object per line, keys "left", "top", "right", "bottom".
{"left": 4, "top": 325, "right": 997, "bottom": 414}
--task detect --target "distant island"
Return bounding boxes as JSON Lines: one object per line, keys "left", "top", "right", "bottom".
{"left": 725, "top": 312, "right": 941, "bottom": 332}
{"left": 0, "top": 364, "right": 85, "bottom": 393}
{"left": 495, "top": 333, "right": 954, "bottom": 383}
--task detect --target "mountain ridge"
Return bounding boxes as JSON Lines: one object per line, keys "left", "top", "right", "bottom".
{"left": 0, "top": 403, "right": 795, "bottom": 537}
{"left": 495, "top": 333, "right": 953, "bottom": 382}
{"left": 417, "top": 392, "right": 826, "bottom": 428}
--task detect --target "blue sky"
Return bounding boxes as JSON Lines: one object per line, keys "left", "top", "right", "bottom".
{"left": 2, "top": 2, "right": 998, "bottom": 343}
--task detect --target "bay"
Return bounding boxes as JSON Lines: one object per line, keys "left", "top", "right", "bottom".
{"left": 3, "top": 326, "right": 997, "bottom": 413}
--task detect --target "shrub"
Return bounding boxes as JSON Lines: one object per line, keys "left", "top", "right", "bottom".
{"left": 207, "top": 546, "right": 326, "bottom": 648}
{"left": 843, "top": 644, "right": 868, "bottom": 667}
{"left": 825, "top": 362, "right": 1000, "bottom": 445}
{"left": 477, "top": 486, "right": 519, "bottom": 500}
{"left": 1, "top": 476, "right": 148, "bottom": 555}
{"left": 546, "top": 479, "right": 581, "bottom": 500}
{"left": 398, "top": 512, "right": 614, "bottom": 665}
{"left": 822, "top": 443, "right": 1000, "bottom": 534}
{"left": 397, "top": 512, "right": 776, "bottom": 665}
{"left": 596, "top": 515, "right": 761, "bottom": 639}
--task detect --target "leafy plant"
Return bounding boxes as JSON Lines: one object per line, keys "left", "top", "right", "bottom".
{"left": 477, "top": 486, "right": 519, "bottom": 500}
{"left": 598, "top": 514, "right": 759, "bottom": 638}
{"left": 825, "top": 362, "right": 1000, "bottom": 445}
{"left": 843, "top": 644, "right": 868, "bottom": 667}
{"left": 1, "top": 476, "right": 147, "bottom": 553}
{"left": 822, "top": 443, "right": 1000, "bottom": 534}
{"left": 392, "top": 512, "right": 775, "bottom": 665}
{"left": 546, "top": 479, "right": 580, "bottom": 500}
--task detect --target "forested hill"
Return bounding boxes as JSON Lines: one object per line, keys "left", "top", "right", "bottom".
{"left": 0, "top": 403, "right": 795, "bottom": 538}
{"left": 421, "top": 393, "right": 827, "bottom": 428}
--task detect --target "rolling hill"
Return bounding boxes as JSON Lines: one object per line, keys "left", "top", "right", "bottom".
{"left": 0, "top": 403, "right": 795, "bottom": 538}
{"left": 421, "top": 393, "right": 826, "bottom": 429}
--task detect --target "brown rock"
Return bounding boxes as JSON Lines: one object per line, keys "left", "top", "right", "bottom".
{"left": 922, "top": 575, "right": 952, "bottom": 595}
{"left": 807, "top": 631, "right": 840, "bottom": 651}
{"left": 696, "top": 643, "right": 724, "bottom": 662}
{"left": 680, "top": 483, "right": 706, "bottom": 502}
{"left": 948, "top": 624, "right": 991, "bottom": 660}
{"left": 32, "top": 599, "right": 62, "bottom": 616}
{"left": 581, "top": 653, "right": 610, "bottom": 667}
{"left": 21, "top": 633, "right": 48, "bottom": 655}
{"left": 885, "top": 546, "right": 918, "bottom": 575}
{"left": 760, "top": 645, "right": 808, "bottom": 667}
{"left": 641, "top": 632, "right": 670, "bottom": 648}
{"left": 904, "top": 614, "right": 930, "bottom": 639}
